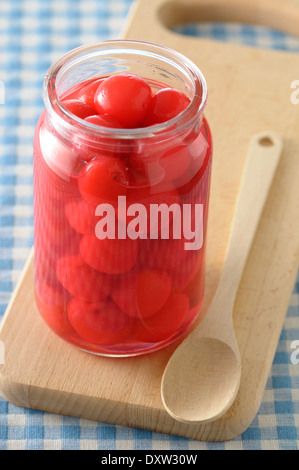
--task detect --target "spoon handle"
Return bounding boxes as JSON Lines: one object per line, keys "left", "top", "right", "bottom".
{"left": 194, "top": 131, "right": 283, "bottom": 333}
{"left": 219, "top": 131, "right": 282, "bottom": 296}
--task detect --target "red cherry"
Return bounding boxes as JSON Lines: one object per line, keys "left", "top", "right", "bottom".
{"left": 135, "top": 269, "right": 171, "bottom": 318}
{"left": 41, "top": 214, "right": 81, "bottom": 254}
{"left": 35, "top": 282, "right": 73, "bottom": 335}
{"left": 72, "top": 78, "right": 105, "bottom": 108}
{"left": 80, "top": 234, "right": 139, "bottom": 275}
{"left": 34, "top": 184, "right": 66, "bottom": 237}
{"left": 35, "top": 280, "right": 65, "bottom": 306}
{"left": 34, "top": 182, "right": 82, "bottom": 254}
{"left": 145, "top": 87, "right": 190, "bottom": 126}
{"left": 187, "top": 126, "right": 211, "bottom": 174}
{"left": 34, "top": 256, "right": 60, "bottom": 290}
{"left": 67, "top": 297, "right": 133, "bottom": 345}
{"left": 177, "top": 118, "right": 213, "bottom": 196}
{"left": 40, "top": 209, "right": 79, "bottom": 246}
{"left": 35, "top": 222, "right": 81, "bottom": 266}
{"left": 60, "top": 79, "right": 131, "bottom": 161}
{"left": 85, "top": 114, "right": 123, "bottom": 128}
{"left": 56, "top": 255, "right": 112, "bottom": 303}
{"left": 34, "top": 207, "right": 81, "bottom": 284}
{"left": 94, "top": 73, "right": 152, "bottom": 128}
{"left": 73, "top": 114, "right": 124, "bottom": 162}
{"left": 61, "top": 99, "right": 97, "bottom": 119}
{"left": 72, "top": 116, "right": 127, "bottom": 164}
{"left": 111, "top": 268, "right": 140, "bottom": 317}
{"left": 111, "top": 267, "right": 171, "bottom": 319}
{"left": 135, "top": 292, "right": 189, "bottom": 343}
{"left": 65, "top": 199, "right": 97, "bottom": 235}
{"left": 78, "top": 155, "right": 130, "bottom": 206}
{"left": 129, "top": 142, "right": 165, "bottom": 186}
{"left": 159, "top": 144, "right": 191, "bottom": 183}
{"left": 167, "top": 250, "right": 201, "bottom": 291}
{"left": 129, "top": 140, "right": 190, "bottom": 185}
{"left": 140, "top": 237, "right": 190, "bottom": 271}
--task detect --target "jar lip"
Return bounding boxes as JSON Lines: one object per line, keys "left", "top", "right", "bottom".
{"left": 43, "top": 39, "right": 208, "bottom": 139}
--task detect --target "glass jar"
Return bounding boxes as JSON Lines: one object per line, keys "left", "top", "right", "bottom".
{"left": 33, "top": 40, "right": 212, "bottom": 357}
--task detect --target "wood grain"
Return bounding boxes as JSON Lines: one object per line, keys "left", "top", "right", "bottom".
{"left": 0, "top": 0, "right": 299, "bottom": 441}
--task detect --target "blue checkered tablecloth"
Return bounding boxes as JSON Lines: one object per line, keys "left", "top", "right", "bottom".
{"left": 0, "top": 0, "right": 299, "bottom": 451}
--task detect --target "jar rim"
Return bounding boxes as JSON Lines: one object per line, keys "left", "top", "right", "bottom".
{"left": 43, "top": 39, "right": 208, "bottom": 139}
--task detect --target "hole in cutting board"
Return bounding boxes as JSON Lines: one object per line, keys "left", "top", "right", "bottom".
{"left": 157, "top": 0, "right": 299, "bottom": 52}
{"left": 258, "top": 136, "right": 275, "bottom": 147}
{"left": 171, "top": 22, "right": 299, "bottom": 52}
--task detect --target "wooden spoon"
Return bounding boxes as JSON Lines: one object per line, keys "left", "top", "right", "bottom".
{"left": 161, "top": 131, "right": 283, "bottom": 424}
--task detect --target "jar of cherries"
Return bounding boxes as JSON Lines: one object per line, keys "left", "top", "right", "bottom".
{"left": 33, "top": 40, "right": 212, "bottom": 357}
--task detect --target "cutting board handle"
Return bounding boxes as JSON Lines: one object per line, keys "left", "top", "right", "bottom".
{"left": 157, "top": 0, "right": 299, "bottom": 38}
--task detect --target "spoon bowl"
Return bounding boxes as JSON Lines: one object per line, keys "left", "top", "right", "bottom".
{"left": 162, "top": 337, "right": 241, "bottom": 423}
{"left": 161, "top": 131, "right": 283, "bottom": 424}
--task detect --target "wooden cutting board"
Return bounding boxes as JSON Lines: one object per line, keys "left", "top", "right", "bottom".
{"left": 0, "top": 0, "right": 299, "bottom": 442}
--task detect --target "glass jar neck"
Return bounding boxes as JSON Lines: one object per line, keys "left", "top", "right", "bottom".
{"left": 43, "top": 40, "right": 208, "bottom": 143}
